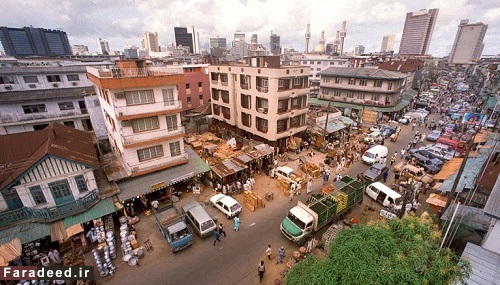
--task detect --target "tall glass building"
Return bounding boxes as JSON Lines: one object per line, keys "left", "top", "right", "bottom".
{"left": 0, "top": 26, "right": 72, "bottom": 57}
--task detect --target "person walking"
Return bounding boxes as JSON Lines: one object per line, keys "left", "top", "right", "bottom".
{"left": 233, "top": 215, "right": 240, "bottom": 231}
{"left": 48, "top": 249, "right": 61, "bottom": 265}
{"left": 213, "top": 230, "right": 221, "bottom": 246}
{"left": 306, "top": 179, "right": 312, "bottom": 194}
{"left": 277, "top": 246, "right": 286, "bottom": 264}
{"left": 423, "top": 183, "right": 430, "bottom": 195}
{"left": 218, "top": 223, "right": 227, "bottom": 237}
{"left": 390, "top": 154, "right": 396, "bottom": 166}
{"left": 400, "top": 148, "right": 406, "bottom": 159}
{"left": 266, "top": 245, "right": 272, "bottom": 260}
{"left": 258, "top": 261, "right": 266, "bottom": 283}
{"left": 383, "top": 171, "right": 389, "bottom": 183}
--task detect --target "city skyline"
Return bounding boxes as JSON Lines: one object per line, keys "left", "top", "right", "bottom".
{"left": 0, "top": 0, "right": 498, "bottom": 57}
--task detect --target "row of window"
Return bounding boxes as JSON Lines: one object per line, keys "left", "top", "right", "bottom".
{"left": 137, "top": 141, "right": 181, "bottom": 162}
{"left": 0, "top": 74, "right": 80, "bottom": 85}
{"left": 130, "top": 115, "right": 178, "bottom": 133}
{"left": 321, "top": 89, "right": 387, "bottom": 101}
{"left": 28, "top": 175, "right": 88, "bottom": 205}
{"left": 239, "top": 112, "right": 304, "bottom": 130}
{"left": 22, "top": 101, "right": 85, "bottom": 114}
{"left": 302, "top": 61, "right": 346, "bottom": 65}
{"left": 322, "top": 77, "right": 395, "bottom": 90}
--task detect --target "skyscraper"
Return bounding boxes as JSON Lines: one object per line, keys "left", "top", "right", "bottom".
{"left": 174, "top": 27, "right": 194, "bottom": 53}
{"left": 448, "top": 19, "right": 488, "bottom": 64}
{"left": 234, "top": 31, "right": 245, "bottom": 42}
{"left": 142, "top": 31, "right": 159, "bottom": 54}
{"left": 190, "top": 26, "right": 200, "bottom": 54}
{"left": 0, "top": 26, "right": 72, "bottom": 57}
{"left": 399, "top": 9, "right": 439, "bottom": 55}
{"left": 97, "top": 38, "right": 110, "bottom": 55}
{"left": 380, "top": 34, "right": 395, "bottom": 53}
{"left": 209, "top": 37, "right": 227, "bottom": 49}
{"left": 270, "top": 33, "right": 280, "bottom": 55}
{"left": 339, "top": 20, "right": 347, "bottom": 56}
{"left": 251, "top": 34, "right": 258, "bottom": 44}
{"left": 354, "top": 45, "right": 365, "bottom": 55}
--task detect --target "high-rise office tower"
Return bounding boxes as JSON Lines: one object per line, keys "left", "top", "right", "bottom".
{"left": 270, "top": 33, "right": 280, "bottom": 55}
{"left": 174, "top": 27, "right": 194, "bottom": 53}
{"left": 354, "top": 45, "right": 365, "bottom": 55}
{"left": 142, "top": 31, "right": 160, "bottom": 54}
{"left": 339, "top": 20, "right": 347, "bottom": 56}
{"left": 333, "top": 30, "right": 340, "bottom": 54}
{"left": 251, "top": 34, "right": 258, "bottom": 44}
{"left": 71, "top": 44, "right": 89, "bottom": 55}
{"left": 234, "top": 31, "right": 246, "bottom": 42}
{"left": 380, "top": 34, "right": 395, "bottom": 53}
{"left": 190, "top": 26, "right": 200, "bottom": 54}
{"left": 97, "top": 38, "right": 110, "bottom": 55}
{"left": 399, "top": 8, "right": 439, "bottom": 55}
{"left": 448, "top": 19, "right": 488, "bottom": 64}
{"left": 0, "top": 26, "right": 72, "bottom": 57}
{"left": 210, "top": 37, "right": 227, "bottom": 49}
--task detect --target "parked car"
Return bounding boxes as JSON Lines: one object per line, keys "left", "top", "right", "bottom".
{"left": 381, "top": 127, "right": 397, "bottom": 139}
{"left": 398, "top": 116, "right": 411, "bottom": 125}
{"left": 410, "top": 153, "right": 444, "bottom": 174}
{"left": 392, "top": 163, "right": 434, "bottom": 185}
{"left": 419, "top": 146, "right": 454, "bottom": 161}
{"left": 426, "top": 130, "right": 441, "bottom": 142}
{"left": 363, "top": 131, "right": 383, "bottom": 144}
{"left": 370, "top": 124, "right": 384, "bottom": 132}
{"left": 363, "top": 163, "right": 388, "bottom": 181}
{"left": 409, "top": 149, "right": 447, "bottom": 162}
{"left": 209, "top": 194, "right": 242, "bottom": 219}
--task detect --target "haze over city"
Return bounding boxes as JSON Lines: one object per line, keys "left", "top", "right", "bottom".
{"left": 1, "top": 0, "right": 498, "bottom": 56}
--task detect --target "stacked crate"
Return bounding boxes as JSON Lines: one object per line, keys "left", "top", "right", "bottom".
{"left": 244, "top": 191, "right": 265, "bottom": 211}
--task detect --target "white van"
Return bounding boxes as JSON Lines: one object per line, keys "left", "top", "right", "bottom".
{"left": 365, "top": 182, "right": 402, "bottom": 209}
{"left": 181, "top": 201, "right": 217, "bottom": 238}
{"left": 362, "top": 145, "right": 388, "bottom": 165}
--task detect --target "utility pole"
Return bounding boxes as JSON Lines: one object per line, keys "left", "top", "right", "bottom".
{"left": 323, "top": 100, "right": 332, "bottom": 141}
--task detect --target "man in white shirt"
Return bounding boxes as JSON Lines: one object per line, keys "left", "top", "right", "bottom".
{"left": 48, "top": 249, "right": 61, "bottom": 265}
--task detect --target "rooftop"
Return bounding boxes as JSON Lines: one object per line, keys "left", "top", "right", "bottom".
{"left": 0, "top": 86, "right": 95, "bottom": 103}
{"left": 318, "top": 67, "right": 408, "bottom": 79}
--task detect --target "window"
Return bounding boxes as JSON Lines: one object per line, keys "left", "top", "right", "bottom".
{"left": 241, "top": 112, "right": 251, "bottom": 127}
{"left": 58, "top": 102, "right": 74, "bottom": 110}
{"left": 221, "top": 91, "right": 229, "bottom": 103}
{"left": 198, "top": 82, "right": 202, "bottom": 87}
{"left": 187, "top": 97, "right": 192, "bottom": 104}
{"left": 48, "top": 180, "right": 71, "bottom": 199}
{"left": 316, "top": 61, "right": 321, "bottom": 64}
{"left": 74, "top": 175, "right": 88, "bottom": 193}
{"left": 125, "top": 90, "right": 154, "bottom": 105}
{"left": 165, "top": 115, "right": 178, "bottom": 131}
{"left": 22, "top": 104, "right": 46, "bottom": 114}
{"left": 334, "top": 91, "right": 341, "bottom": 97}
{"left": 46, "top": 75, "right": 61, "bottom": 82}
{"left": 63, "top": 121, "right": 75, "bottom": 128}
{"left": 293, "top": 78, "right": 301, "bottom": 85}
{"left": 23, "top": 76, "right": 38, "bottom": 83}
{"left": 279, "top": 79, "right": 284, "bottom": 87}
{"left": 374, "top": 80, "right": 382, "bottom": 87}
{"left": 388, "top": 82, "right": 393, "bottom": 90}
{"left": 323, "top": 77, "right": 330, "bottom": 83}
{"left": 66, "top": 74, "right": 79, "bottom": 81}
{"left": 322, "top": 89, "right": 329, "bottom": 95}
{"left": 199, "top": 94, "right": 203, "bottom": 100}
{"left": 371, "top": 94, "right": 380, "bottom": 101}
{"left": 292, "top": 98, "right": 300, "bottom": 107}
{"left": 261, "top": 79, "right": 268, "bottom": 87}
{"left": 309, "top": 61, "right": 314, "bottom": 64}
{"left": 186, "top": 83, "right": 190, "bottom": 89}
{"left": 33, "top": 124, "right": 49, "bottom": 130}
{"left": 356, "top": 93, "right": 365, "bottom": 100}
{"left": 29, "top": 185, "right": 46, "bottom": 205}
{"left": 335, "top": 78, "right": 342, "bottom": 84}
{"left": 211, "top": 89, "right": 219, "bottom": 100}
{"left": 347, "top": 92, "right": 354, "bottom": 98}
{"left": 0, "top": 76, "right": 15, "bottom": 84}
{"left": 241, "top": 94, "right": 251, "bottom": 109}
{"left": 348, "top": 78, "right": 356, "bottom": 85}
{"left": 162, "top": 89, "right": 175, "bottom": 105}
{"left": 169, "top": 141, "right": 181, "bottom": 157}
{"left": 132, "top": 117, "right": 159, "bottom": 132}
{"left": 359, "top": 80, "right": 367, "bottom": 86}
{"left": 137, "top": 145, "right": 163, "bottom": 161}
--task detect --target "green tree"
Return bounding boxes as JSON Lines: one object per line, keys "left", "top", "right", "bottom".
{"left": 286, "top": 215, "right": 470, "bottom": 285}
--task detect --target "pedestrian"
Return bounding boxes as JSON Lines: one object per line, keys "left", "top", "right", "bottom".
{"left": 233, "top": 215, "right": 240, "bottom": 231}
{"left": 390, "top": 154, "right": 396, "bottom": 166}
{"left": 222, "top": 184, "right": 227, "bottom": 195}
{"left": 412, "top": 199, "right": 421, "bottom": 212}
{"left": 277, "top": 246, "right": 286, "bottom": 264}
{"left": 420, "top": 133, "right": 426, "bottom": 143}
{"left": 48, "top": 249, "right": 61, "bottom": 265}
{"left": 381, "top": 157, "right": 387, "bottom": 165}
{"left": 236, "top": 180, "right": 242, "bottom": 193}
{"left": 258, "top": 261, "right": 266, "bottom": 283}
{"left": 406, "top": 143, "right": 411, "bottom": 152}
{"left": 322, "top": 171, "right": 329, "bottom": 185}
{"left": 306, "top": 179, "right": 312, "bottom": 194}
{"left": 383, "top": 171, "right": 388, "bottom": 183}
{"left": 412, "top": 122, "right": 416, "bottom": 130}
{"left": 266, "top": 245, "right": 272, "bottom": 260}
{"left": 213, "top": 230, "right": 221, "bottom": 246}
{"left": 250, "top": 176, "right": 255, "bottom": 190}
{"left": 218, "top": 223, "right": 227, "bottom": 237}
{"left": 400, "top": 148, "right": 406, "bottom": 159}
{"left": 336, "top": 173, "right": 342, "bottom": 182}
{"left": 423, "top": 183, "right": 430, "bottom": 195}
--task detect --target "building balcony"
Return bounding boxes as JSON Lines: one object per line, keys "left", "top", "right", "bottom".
{"left": 240, "top": 83, "right": 250, "bottom": 90}
{"left": 321, "top": 82, "right": 404, "bottom": 94}
{"left": 87, "top": 66, "right": 184, "bottom": 89}
{"left": 87, "top": 66, "right": 183, "bottom": 79}
{"left": 256, "top": 86, "right": 268, "bottom": 93}
{"left": 115, "top": 100, "right": 182, "bottom": 121}
{"left": 0, "top": 190, "right": 99, "bottom": 230}
{"left": 121, "top": 126, "right": 185, "bottom": 149}
{"left": 221, "top": 81, "right": 228, "bottom": 87}
{"left": 130, "top": 152, "right": 189, "bottom": 177}
{"left": 211, "top": 80, "right": 218, "bottom": 85}
{"left": 0, "top": 110, "right": 89, "bottom": 126}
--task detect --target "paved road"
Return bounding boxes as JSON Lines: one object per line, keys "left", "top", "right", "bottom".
{"left": 98, "top": 113, "right": 440, "bottom": 285}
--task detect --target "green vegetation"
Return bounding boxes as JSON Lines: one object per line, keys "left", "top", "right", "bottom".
{"left": 286, "top": 214, "right": 470, "bottom": 285}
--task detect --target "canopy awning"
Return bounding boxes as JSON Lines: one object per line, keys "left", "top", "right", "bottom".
{"left": 211, "top": 158, "right": 247, "bottom": 178}
{"left": 63, "top": 199, "right": 116, "bottom": 228}
{"left": 0, "top": 238, "right": 22, "bottom": 266}
{"left": 433, "top": 158, "right": 463, "bottom": 180}
{"left": 0, "top": 222, "right": 50, "bottom": 245}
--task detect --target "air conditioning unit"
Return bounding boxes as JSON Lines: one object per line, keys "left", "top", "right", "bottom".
{"left": 115, "top": 92, "right": 125, "bottom": 99}
{"left": 118, "top": 112, "right": 124, "bottom": 117}
{"left": 71, "top": 82, "right": 78, "bottom": 86}
{"left": 257, "top": 107, "right": 265, "bottom": 113}
{"left": 4, "top": 85, "right": 12, "bottom": 90}
{"left": 52, "top": 83, "right": 59, "bottom": 87}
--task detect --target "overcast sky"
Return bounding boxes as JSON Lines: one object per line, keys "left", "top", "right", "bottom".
{"left": 1, "top": 0, "right": 498, "bottom": 57}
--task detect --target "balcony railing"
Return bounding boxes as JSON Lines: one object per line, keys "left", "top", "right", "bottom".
{"left": 87, "top": 66, "right": 183, "bottom": 79}
{"left": 256, "top": 86, "right": 268, "bottom": 93}
{"left": 0, "top": 110, "right": 88, "bottom": 124}
{"left": 131, "top": 153, "right": 188, "bottom": 175}
{"left": 122, "top": 126, "right": 185, "bottom": 147}
{"left": 240, "top": 83, "right": 250, "bottom": 90}
{"left": 115, "top": 100, "right": 182, "bottom": 118}
{"left": 0, "top": 190, "right": 99, "bottom": 229}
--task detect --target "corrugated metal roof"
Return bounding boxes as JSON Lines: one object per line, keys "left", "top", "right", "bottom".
{"left": 63, "top": 199, "right": 116, "bottom": 228}
{"left": 456, "top": 243, "right": 500, "bottom": 285}
{"left": 0, "top": 86, "right": 95, "bottom": 103}
{"left": 438, "top": 156, "right": 486, "bottom": 193}
{"left": 433, "top": 158, "right": 464, "bottom": 180}
{"left": 116, "top": 148, "right": 210, "bottom": 201}
{"left": 254, "top": 144, "right": 274, "bottom": 156}
{"left": 211, "top": 158, "right": 247, "bottom": 178}
{"left": 441, "top": 203, "right": 491, "bottom": 231}
{"left": 0, "top": 222, "right": 50, "bottom": 244}
{"left": 0, "top": 123, "right": 100, "bottom": 191}
{"left": 484, "top": 176, "right": 500, "bottom": 220}
{"left": 234, "top": 153, "right": 253, "bottom": 164}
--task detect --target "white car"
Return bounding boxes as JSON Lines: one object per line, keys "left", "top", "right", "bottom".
{"left": 210, "top": 193, "right": 242, "bottom": 219}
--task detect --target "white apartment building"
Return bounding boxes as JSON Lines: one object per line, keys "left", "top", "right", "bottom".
{"left": 209, "top": 56, "right": 309, "bottom": 149}
{"left": 299, "top": 55, "right": 350, "bottom": 85}
{"left": 86, "top": 59, "right": 187, "bottom": 178}
{"left": 0, "top": 66, "right": 96, "bottom": 135}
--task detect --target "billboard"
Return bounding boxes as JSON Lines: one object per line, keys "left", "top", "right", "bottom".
{"left": 462, "top": 113, "right": 486, "bottom": 126}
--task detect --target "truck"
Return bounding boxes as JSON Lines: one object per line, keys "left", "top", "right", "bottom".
{"left": 280, "top": 176, "right": 364, "bottom": 244}
{"left": 152, "top": 204, "right": 193, "bottom": 252}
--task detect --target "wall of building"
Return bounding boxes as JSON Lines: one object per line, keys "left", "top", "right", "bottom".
{"left": 177, "top": 65, "right": 210, "bottom": 112}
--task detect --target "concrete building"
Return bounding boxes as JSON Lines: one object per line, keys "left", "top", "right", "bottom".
{"left": 234, "top": 31, "right": 245, "bottom": 42}
{"left": 448, "top": 20, "right": 488, "bottom": 65}
{"left": 190, "top": 26, "right": 200, "bottom": 54}
{"left": 177, "top": 64, "right": 211, "bottom": 114}
{"left": 124, "top": 46, "right": 139, "bottom": 59}
{"left": 251, "top": 34, "right": 258, "bottom": 45}
{"left": 209, "top": 56, "right": 309, "bottom": 148}
{"left": 339, "top": 20, "right": 347, "bottom": 56}
{"left": 355, "top": 45, "right": 365, "bottom": 55}
{"left": 210, "top": 37, "right": 227, "bottom": 49}
{"left": 71, "top": 44, "right": 89, "bottom": 55}
{"left": 299, "top": 55, "right": 349, "bottom": 85}
{"left": 399, "top": 9, "right": 439, "bottom": 55}
{"left": 317, "top": 67, "right": 409, "bottom": 122}
{"left": 381, "top": 35, "right": 395, "bottom": 53}
{"left": 270, "top": 33, "right": 280, "bottom": 55}
{"left": 86, "top": 59, "right": 187, "bottom": 179}
{"left": 97, "top": 38, "right": 110, "bottom": 55}
{"left": 174, "top": 27, "right": 194, "bottom": 54}
{"left": 142, "top": 31, "right": 160, "bottom": 54}
{"left": 0, "top": 65, "right": 97, "bottom": 135}
{"left": 0, "top": 26, "right": 72, "bottom": 57}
